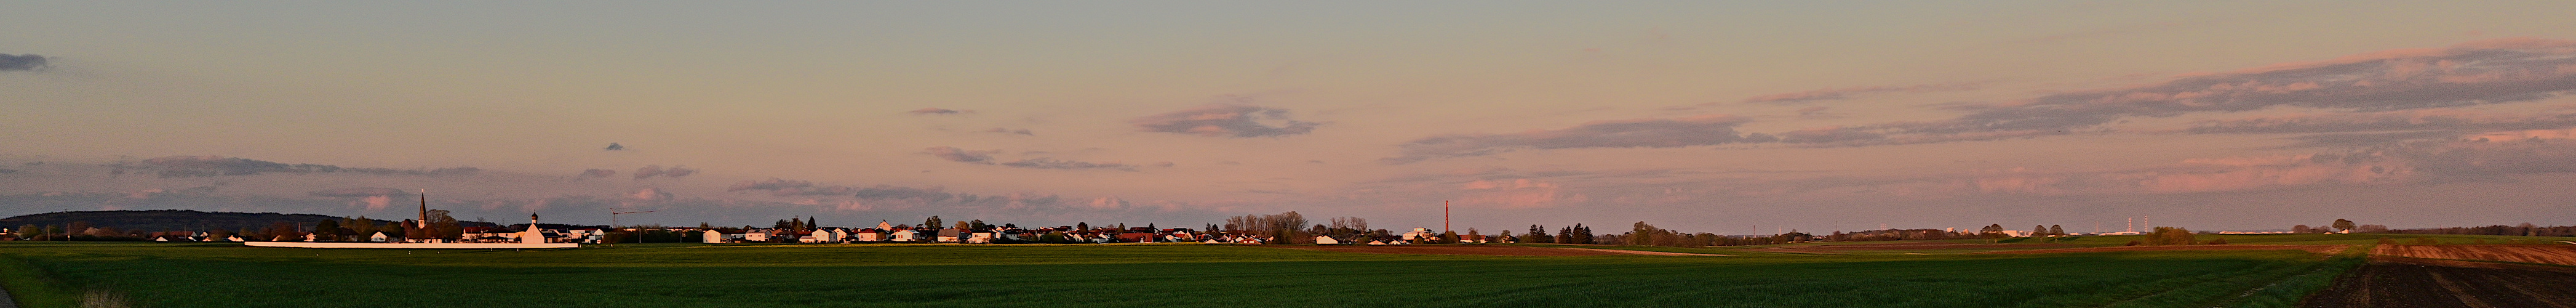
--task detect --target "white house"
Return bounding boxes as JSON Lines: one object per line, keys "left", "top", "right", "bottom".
{"left": 1400, "top": 228, "right": 1436, "bottom": 241}
{"left": 369, "top": 232, "right": 392, "bottom": 242}
{"left": 1313, "top": 235, "right": 1341, "bottom": 245}
{"left": 703, "top": 230, "right": 727, "bottom": 243}
{"left": 851, "top": 230, "right": 884, "bottom": 242}
{"left": 968, "top": 231, "right": 995, "bottom": 244}
{"left": 890, "top": 229, "right": 921, "bottom": 242}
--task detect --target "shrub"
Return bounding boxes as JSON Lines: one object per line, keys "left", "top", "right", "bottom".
{"left": 2124, "top": 240, "right": 2142, "bottom": 246}
{"left": 2205, "top": 238, "right": 2227, "bottom": 245}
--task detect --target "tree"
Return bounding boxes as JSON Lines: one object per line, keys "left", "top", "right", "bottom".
{"left": 2032, "top": 225, "right": 2047, "bottom": 238}
{"left": 1571, "top": 224, "right": 1593, "bottom": 244}
{"left": 2291, "top": 225, "right": 2313, "bottom": 233}
{"left": 971, "top": 219, "right": 991, "bottom": 230}
{"left": 1438, "top": 231, "right": 1459, "bottom": 244}
{"left": 348, "top": 217, "right": 377, "bottom": 239}
{"left": 2331, "top": 219, "right": 2356, "bottom": 232}
{"left": 953, "top": 221, "right": 970, "bottom": 230}
{"left": 1979, "top": 224, "right": 2005, "bottom": 238}
{"left": 2048, "top": 225, "right": 2064, "bottom": 236}
{"left": 923, "top": 216, "right": 943, "bottom": 231}
{"left": 313, "top": 219, "right": 343, "bottom": 241}
{"left": 2148, "top": 227, "right": 2195, "bottom": 246}
{"left": 426, "top": 209, "right": 462, "bottom": 240}
{"left": 1076, "top": 222, "right": 1089, "bottom": 231}
{"left": 1525, "top": 225, "right": 1551, "bottom": 243}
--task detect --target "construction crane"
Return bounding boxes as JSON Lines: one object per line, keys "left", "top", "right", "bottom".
{"left": 609, "top": 208, "right": 659, "bottom": 246}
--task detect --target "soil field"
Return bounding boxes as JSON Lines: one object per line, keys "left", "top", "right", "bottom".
{"left": 1740, "top": 243, "right": 2078, "bottom": 254}
{"left": 2302, "top": 257, "right": 2576, "bottom": 308}
{"left": 1272, "top": 245, "right": 1718, "bottom": 256}
{"left": 2373, "top": 245, "right": 2576, "bottom": 266}
{"left": 1795, "top": 243, "right": 2078, "bottom": 250}
{"left": 1980, "top": 245, "right": 2348, "bottom": 255}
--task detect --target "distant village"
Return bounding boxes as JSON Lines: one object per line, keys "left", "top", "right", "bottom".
{"left": 10, "top": 206, "right": 2567, "bottom": 249}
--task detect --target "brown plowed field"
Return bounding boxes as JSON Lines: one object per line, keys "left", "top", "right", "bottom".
{"left": 1742, "top": 243, "right": 2077, "bottom": 254}
{"left": 2302, "top": 257, "right": 2576, "bottom": 308}
{"left": 1977, "top": 245, "right": 2348, "bottom": 255}
{"left": 1271, "top": 245, "right": 1720, "bottom": 256}
{"left": 1798, "top": 243, "right": 2079, "bottom": 250}
{"left": 2374, "top": 245, "right": 2576, "bottom": 266}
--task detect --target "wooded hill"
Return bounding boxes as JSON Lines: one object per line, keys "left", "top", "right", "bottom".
{"left": 1, "top": 209, "right": 496, "bottom": 232}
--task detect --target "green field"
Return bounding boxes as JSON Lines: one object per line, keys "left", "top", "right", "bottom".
{"left": 0, "top": 237, "right": 2401, "bottom": 308}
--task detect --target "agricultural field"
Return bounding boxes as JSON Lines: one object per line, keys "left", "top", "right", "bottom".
{"left": 2372, "top": 245, "right": 2576, "bottom": 266}
{"left": 2, "top": 241, "right": 2361, "bottom": 307}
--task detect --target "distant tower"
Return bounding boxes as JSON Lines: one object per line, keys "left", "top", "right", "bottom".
{"left": 417, "top": 190, "right": 430, "bottom": 229}
{"left": 522, "top": 213, "right": 543, "bottom": 243}
{"left": 1443, "top": 200, "right": 1451, "bottom": 234}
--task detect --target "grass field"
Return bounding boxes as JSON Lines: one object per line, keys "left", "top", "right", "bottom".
{"left": 0, "top": 240, "right": 2389, "bottom": 308}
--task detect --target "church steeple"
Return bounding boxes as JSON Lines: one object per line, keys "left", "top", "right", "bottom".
{"left": 417, "top": 189, "right": 430, "bottom": 229}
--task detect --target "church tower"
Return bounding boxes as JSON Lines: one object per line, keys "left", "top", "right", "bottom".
{"left": 522, "top": 213, "right": 544, "bottom": 244}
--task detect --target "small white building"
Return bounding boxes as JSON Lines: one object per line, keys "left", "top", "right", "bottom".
{"left": 851, "top": 230, "right": 884, "bottom": 242}
{"left": 703, "top": 230, "right": 728, "bottom": 243}
{"left": 369, "top": 232, "right": 392, "bottom": 242}
{"left": 520, "top": 214, "right": 546, "bottom": 244}
{"left": 1400, "top": 227, "right": 1437, "bottom": 241}
{"left": 1314, "top": 235, "right": 1341, "bottom": 245}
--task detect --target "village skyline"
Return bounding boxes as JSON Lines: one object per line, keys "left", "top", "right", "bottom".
{"left": 9, "top": 2, "right": 2576, "bottom": 233}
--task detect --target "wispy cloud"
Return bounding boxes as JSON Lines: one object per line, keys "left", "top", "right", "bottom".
{"left": 632, "top": 165, "right": 700, "bottom": 179}
{"left": 1384, "top": 115, "right": 1770, "bottom": 164}
{"left": 137, "top": 156, "right": 478, "bottom": 177}
{"left": 2187, "top": 108, "right": 2576, "bottom": 135}
{"left": 1736, "top": 83, "right": 1980, "bottom": 104}
{"left": 1000, "top": 158, "right": 1135, "bottom": 171}
{"left": 307, "top": 187, "right": 407, "bottom": 198}
{"left": 1922, "top": 38, "right": 2576, "bottom": 134}
{"left": 577, "top": 169, "right": 617, "bottom": 179}
{"left": 981, "top": 128, "right": 1034, "bottom": 136}
{"left": 908, "top": 108, "right": 970, "bottom": 115}
{"left": 1130, "top": 104, "right": 1321, "bottom": 138}
{"left": 0, "top": 54, "right": 46, "bottom": 71}
{"left": 923, "top": 146, "right": 999, "bottom": 164}
{"left": 1749, "top": 38, "right": 2576, "bottom": 148}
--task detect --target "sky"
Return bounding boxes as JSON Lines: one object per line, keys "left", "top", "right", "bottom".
{"left": 6, "top": 1, "right": 2576, "bottom": 234}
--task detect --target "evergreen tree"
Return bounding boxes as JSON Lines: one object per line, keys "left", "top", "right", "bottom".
{"left": 1526, "top": 225, "right": 1551, "bottom": 243}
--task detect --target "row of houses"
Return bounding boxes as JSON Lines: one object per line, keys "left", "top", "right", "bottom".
{"left": 697, "top": 222, "right": 1270, "bottom": 245}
